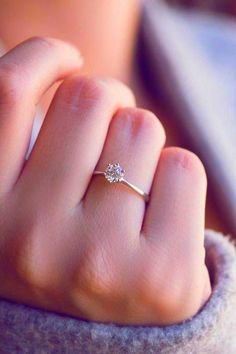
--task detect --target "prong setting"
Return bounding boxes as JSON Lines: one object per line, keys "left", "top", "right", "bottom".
{"left": 104, "top": 163, "right": 125, "bottom": 183}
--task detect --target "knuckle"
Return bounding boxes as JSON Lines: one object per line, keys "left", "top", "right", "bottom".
{"left": 79, "top": 77, "right": 110, "bottom": 102}
{"left": 10, "top": 219, "right": 51, "bottom": 291}
{"left": 26, "top": 36, "right": 57, "bottom": 52}
{"left": 137, "top": 109, "right": 166, "bottom": 141}
{"left": 116, "top": 108, "right": 166, "bottom": 142}
{"left": 17, "top": 255, "right": 49, "bottom": 291}
{"left": 163, "top": 147, "right": 207, "bottom": 183}
{"left": 133, "top": 263, "right": 162, "bottom": 305}
{"left": 0, "top": 37, "right": 55, "bottom": 107}
{"left": 58, "top": 76, "right": 135, "bottom": 113}
{"left": 72, "top": 246, "right": 117, "bottom": 299}
{"left": 59, "top": 76, "right": 112, "bottom": 109}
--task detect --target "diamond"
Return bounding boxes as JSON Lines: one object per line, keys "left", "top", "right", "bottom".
{"left": 104, "top": 163, "right": 125, "bottom": 183}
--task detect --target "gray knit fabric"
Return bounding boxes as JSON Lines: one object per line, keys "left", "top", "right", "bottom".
{"left": 0, "top": 230, "right": 235, "bottom": 354}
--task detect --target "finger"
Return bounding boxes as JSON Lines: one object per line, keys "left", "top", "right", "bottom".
{"left": 143, "top": 147, "right": 211, "bottom": 304}
{"left": 144, "top": 147, "right": 207, "bottom": 242}
{"left": 0, "top": 36, "right": 82, "bottom": 195}
{"left": 18, "top": 77, "right": 135, "bottom": 209}
{"left": 84, "top": 108, "right": 166, "bottom": 238}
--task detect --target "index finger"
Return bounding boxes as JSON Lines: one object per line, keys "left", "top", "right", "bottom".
{"left": 0, "top": 37, "right": 82, "bottom": 195}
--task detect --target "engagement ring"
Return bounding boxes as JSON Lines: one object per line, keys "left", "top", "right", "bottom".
{"left": 93, "top": 162, "right": 149, "bottom": 202}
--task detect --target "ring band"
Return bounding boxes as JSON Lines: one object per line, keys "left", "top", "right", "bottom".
{"left": 93, "top": 162, "right": 149, "bottom": 202}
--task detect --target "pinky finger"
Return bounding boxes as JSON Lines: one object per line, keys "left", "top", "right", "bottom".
{"left": 143, "top": 147, "right": 211, "bottom": 307}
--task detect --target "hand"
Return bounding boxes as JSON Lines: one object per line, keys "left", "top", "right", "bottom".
{"left": 0, "top": 37, "right": 211, "bottom": 325}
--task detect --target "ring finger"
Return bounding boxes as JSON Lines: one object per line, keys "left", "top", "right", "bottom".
{"left": 84, "top": 107, "right": 166, "bottom": 238}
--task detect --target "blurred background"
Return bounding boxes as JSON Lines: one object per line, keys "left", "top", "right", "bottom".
{"left": 166, "top": 0, "right": 236, "bottom": 15}
{"left": 138, "top": 0, "right": 236, "bottom": 237}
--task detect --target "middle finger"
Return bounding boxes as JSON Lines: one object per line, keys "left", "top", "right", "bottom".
{"left": 18, "top": 76, "right": 135, "bottom": 209}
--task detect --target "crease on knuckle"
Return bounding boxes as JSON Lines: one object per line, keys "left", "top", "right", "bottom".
{"left": 59, "top": 77, "right": 112, "bottom": 111}
{"left": 117, "top": 108, "right": 166, "bottom": 143}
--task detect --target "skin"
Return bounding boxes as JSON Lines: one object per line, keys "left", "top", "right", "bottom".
{"left": 0, "top": 0, "right": 228, "bottom": 234}
{"left": 0, "top": 37, "right": 211, "bottom": 325}
{"left": 0, "top": 0, "right": 140, "bottom": 82}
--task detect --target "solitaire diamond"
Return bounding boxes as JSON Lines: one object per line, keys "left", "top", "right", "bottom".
{"left": 104, "top": 163, "right": 125, "bottom": 183}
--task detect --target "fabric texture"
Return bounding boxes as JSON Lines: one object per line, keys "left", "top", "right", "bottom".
{"left": 0, "top": 230, "right": 235, "bottom": 354}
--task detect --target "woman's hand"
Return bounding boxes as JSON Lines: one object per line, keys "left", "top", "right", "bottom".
{"left": 0, "top": 38, "right": 211, "bottom": 325}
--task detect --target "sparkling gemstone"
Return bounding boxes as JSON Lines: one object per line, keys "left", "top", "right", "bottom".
{"left": 104, "top": 163, "right": 125, "bottom": 183}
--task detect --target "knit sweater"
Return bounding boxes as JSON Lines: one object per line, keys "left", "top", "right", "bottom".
{"left": 0, "top": 230, "right": 235, "bottom": 353}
